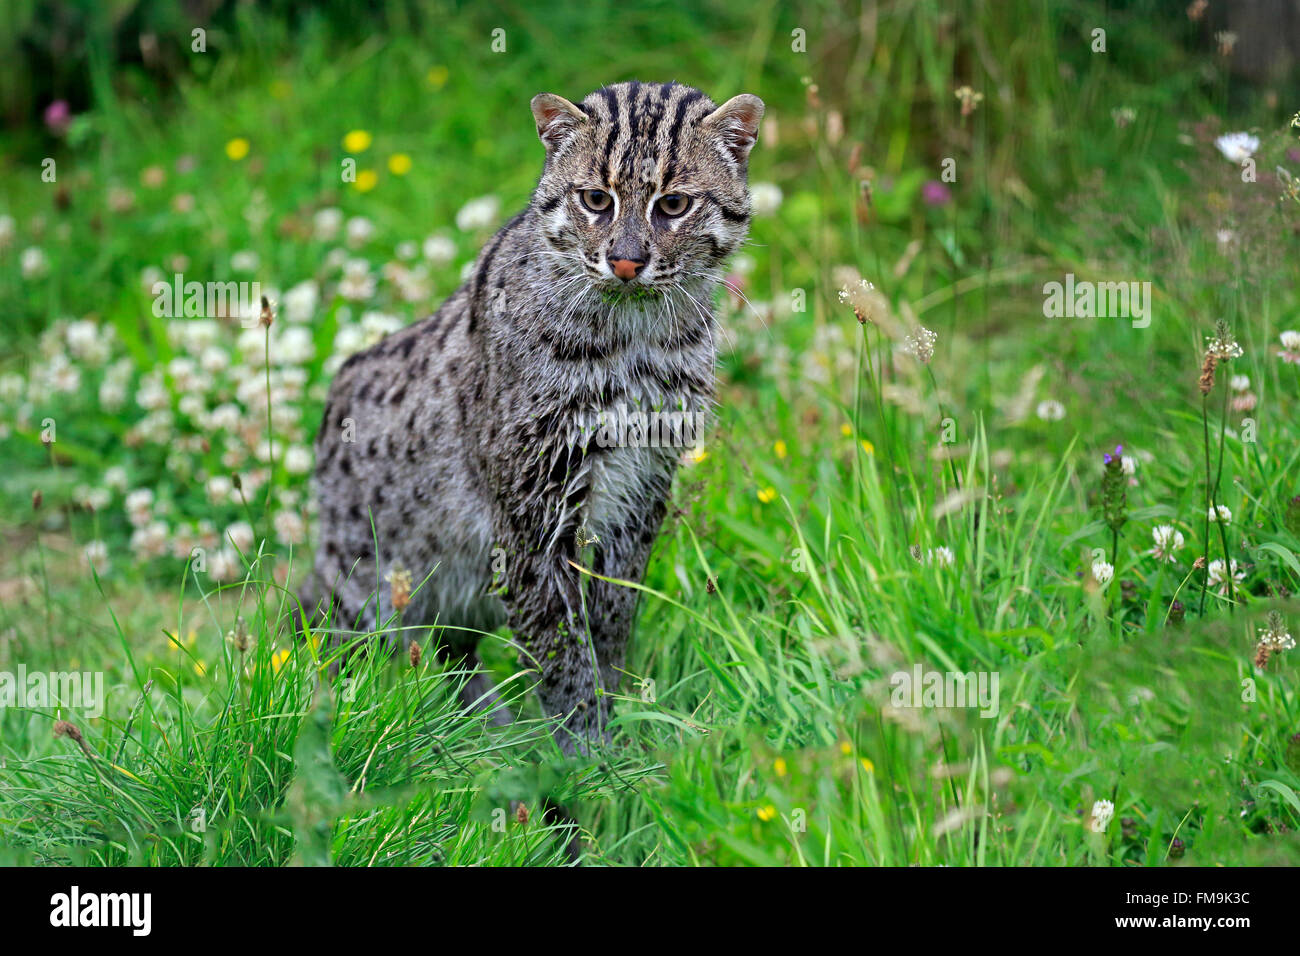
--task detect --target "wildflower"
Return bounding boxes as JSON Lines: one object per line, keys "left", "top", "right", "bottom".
{"left": 774, "top": 758, "right": 788, "bottom": 777}
{"left": 313, "top": 207, "right": 343, "bottom": 241}
{"left": 226, "top": 521, "right": 255, "bottom": 554}
{"left": 1198, "top": 351, "right": 1218, "bottom": 394}
{"left": 338, "top": 259, "right": 376, "bottom": 301}
{"left": 455, "top": 195, "right": 501, "bottom": 232}
{"left": 1277, "top": 330, "right": 1300, "bottom": 364}
{"left": 342, "top": 129, "right": 373, "bottom": 153}
{"left": 1100, "top": 445, "right": 1127, "bottom": 535}
{"left": 225, "top": 137, "right": 251, "bottom": 161}
{"left": 773, "top": 439, "right": 787, "bottom": 459}
{"left": 1092, "top": 559, "right": 1114, "bottom": 587}
{"left": 386, "top": 565, "right": 413, "bottom": 612}
{"left": 1206, "top": 320, "right": 1243, "bottom": 360}
{"left": 82, "top": 540, "right": 110, "bottom": 575}
{"left": 423, "top": 234, "right": 456, "bottom": 264}
{"left": 1111, "top": 107, "right": 1136, "bottom": 129}
{"left": 1151, "top": 525, "right": 1185, "bottom": 563}
{"left": 20, "top": 247, "right": 48, "bottom": 279}
{"left": 1215, "top": 30, "right": 1238, "bottom": 57}
{"left": 757, "top": 486, "right": 777, "bottom": 504}
{"left": 1259, "top": 611, "right": 1295, "bottom": 651}
{"left": 921, "top": 180, "right": 951, "bottom": 206}
{"left": 904, "top": 326, "right": 938, "bottom": 364}
{"left": 1215, "top": 132, "right": 1258, "bottom": 164}
{"left": 44, "top": 100, "right": 72, "bottom": 135}
{"left": 209, "top": 548, "right": 241, "bottom": 582}
{"left": 1208, "top": 504, "right": 1232, "bottom": 524}
{"left": 1036, "top": 399, "right": 1066, "bottom": 421}
{"left": 1206, "top": 558, "right": 1245, "bottom": 595}
{"left": 1230, "top": 373, "right": 1257, "bottom": 412}
{"left": 271, "top": 648, "right": 291, "bottom": 674}
{"left": 1089, "top": 799, "right": 1114, "bottom": 833}
{"left": 954, "top": 85, "right": 984, "bottom": 116}
{"left": 352, "top": 169, "right": 378, "bottom": 193}
{"left": 231, "top": 250, "right": 259, "bottom": 273}
{"left": 346, "top": 215, "right": 375, "bottom": 247}
{"left": 757, "top": 805, "right": 777, "bottom": 822}
{"left": 749, "top": 182, "right": 783, "bottom": 216}
{"left": 388, "top": 153, "right": 412, "bottom": 175}
{"left": 928, "top": 546, "right": 955, "bottom": 569}
{"left": 273, "top": 509, "right": 307, "bottom": 546}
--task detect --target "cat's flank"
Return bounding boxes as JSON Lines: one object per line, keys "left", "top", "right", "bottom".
{"left": 303, "top": 81, "right": 763, "bottom": 753}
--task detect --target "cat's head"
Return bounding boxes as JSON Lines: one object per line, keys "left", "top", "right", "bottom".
{"left": 529, "top": 81, "right": 763, "bottom": 296}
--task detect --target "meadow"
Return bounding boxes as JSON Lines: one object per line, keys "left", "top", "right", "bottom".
{"left": 1, "top": 0, "right": 1299, "bottom": 866}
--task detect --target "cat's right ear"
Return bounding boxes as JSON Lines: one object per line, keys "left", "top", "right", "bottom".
{"left": 530, "top": 93, "right": 586, "bottom": 152}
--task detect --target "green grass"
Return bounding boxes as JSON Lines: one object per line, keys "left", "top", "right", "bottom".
{"left": 2, "top": 0, "right": 1300, "bottom": 866}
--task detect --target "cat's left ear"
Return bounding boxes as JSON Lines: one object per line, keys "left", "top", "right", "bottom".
{"left": 703, "top": 94, "right": 765, "bottom": 167}
{"left": 531, "top": 93, "right": 586, "bottom": 152}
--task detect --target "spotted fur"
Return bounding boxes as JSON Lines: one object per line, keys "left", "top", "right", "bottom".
{"left": 303, "top": 81, "right": 763, "bottom": 753}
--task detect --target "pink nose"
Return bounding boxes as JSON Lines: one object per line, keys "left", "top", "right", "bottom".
{"left": 609, "top": 258, "right": 644, "bottom": 280}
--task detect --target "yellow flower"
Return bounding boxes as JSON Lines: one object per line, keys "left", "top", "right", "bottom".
{"left": 193, "top": 660, "right": 207, "bottom": 677}
{"left": 352, "top": 169, "right": 378, "bottom": 193}
{"left": 840, "top": 423, "right": 853, "bottom": 437}
{"left": 687, "top": 445, "right": 707, "bottom": 464}
{"left": 860, "top": 440, "right": 875, "bottom": 455}
{"left": 773, "top": 439, "right": 787, "bottom": 459}
{"left": 860, "top": 757, "right": 875, "bottom": 773}
{"left": 427, "top": 65, "right": 449, "bottom": 89}
{"left": 757, "top": 804, "right": 777, "bottom": 822}
{"left": 388, "top": 153, "right": 412, "bottom": 175}
{"left": 839, "top": 741, "right": 852, "bottom": 755}
{"left": 773, "top": 757, "right": 788, "bottom": 777}
{"left": 225, "top": 138, "right": 250, "bottom": 161}
{"left": 757, "top": 486, "right": 777, "bottom": 504}
{"left": 271, "top": 648, "right": 290, "bottom": 674}
{"left": 343, "top": 129, "right": 373, "bottom": 153}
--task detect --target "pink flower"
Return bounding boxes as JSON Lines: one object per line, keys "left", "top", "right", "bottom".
{"left": 44, "top": 100, "right": 71, "bottom": 135}
{"left": 922, "top": 180, "right": 952, "bottom": 207}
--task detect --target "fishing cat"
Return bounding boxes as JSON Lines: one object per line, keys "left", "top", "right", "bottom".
{"left": 302, "top": 81, "right": 763, "bottom": 754}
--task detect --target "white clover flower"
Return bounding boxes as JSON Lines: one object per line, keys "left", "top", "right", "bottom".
{"left": 284, "top": 445, "right": 313, "bottom": 475}
{"left": 283, "top": 280, "right": 319, "bottom": 323}
{"left": 230, "top": 250, "right": 259, "bottom": 273}
{"left": 1121, "top": 455, "right": 1137, "bottom": 477}
{"left": 205, "top": 475, "right": 234, "bottom": 505}
{"left": 225, "top": 521, "right": 256, "bottom": 554}
{"left": 455, "top": 195, "right": 501, "bottom": 232}
{"left": 20, "top": 246, "right": 48, "bottom": 279}
{"left": 338, "top": 259, "right": 376, "bottom": 301}
{"left": 1214, "top": 132, "right": 1259, "bottom": 165}
{"left": 926, "top": 546, "right": 955, "bottom": 568}
{"left": 749, "top": 182, "right": 783, "bottom": 216}
{"left": 1091, "top": 559, "right": 1114, "bottom": 587}
{"left": 423, "top": 234, "right": 456, "bottom": 264}
{"left": 1206, "top": 558, "right": 1245, "bottom": 595}
{"left": 275, "top": 326, "right": 315, "bottom": 366}
{"left": 208, "top": 548, "right": 242, "bottom": 583}
{"left": 1279, "top": 330, "right": 1300, "bottom": 365}
{"left": 104, "top": 466, "right": 128, "bottom": 492}
{"left": 82, "top": 540, "right": 110, "bottom": 575}
{"left": 1150, "top": 525, "right": 1185, "bottom": 563}
{"left": 0, "top": 214, "right": 15, "bottom": 248}
{"left": 135, "top": 371, "right": 170, "bottom": 411}
{"left": 1089, "top": 799, "right": 1114, "bottom": 833}
{"left": 65, "top": 319, "right": 111, "bottom": 365}
{"left": 273, "top": 509, "right": 307, "bottom": 546}
{"left": 395, "top": 240, "right": 418, "bottom": 261}
{"left": 1208, "top": 504, "right": 1232, "bottom": 523}
{"left": 345, "top": 215, "right": 374, "bottom": 248}
{"left": 0, "top": 372, "right": 24, "bottom": 403}
{"left": 1036, "top": 399, "right": 1066, "bottom": 422}
{"left": 360, "top": 311, "right": 403, "bottom": 346}
{"left": 313, "top": 207, "right": 343, "bottom": 241}
{"left": 130, "top": 520, "right": 170, "bottom": 559}
{"left": 1230, "top": 374, "right": 1250, "bottom": 392}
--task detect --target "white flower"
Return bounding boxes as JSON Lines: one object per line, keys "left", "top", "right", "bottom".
{"left": 65, "top": 319, "right": 112, "bottom": 365}
{"left": 208, "top": 548, "right": 242, "bottom": 583}
{"left": 423, "top": 234, "right": 456, "bottom": 264}
{"left": 1259, "top": 613, "right": 1295, "bottom": 651}
{"left": 273, "top": 509, "right": 307, "bottom": 546}
{"left": 1279, "top": 330, "right": 1300, "bottom": 364}
{"left": 82, "top": 540, "right": 110, "bottom": 575}
{"left": 749, "top": 182, "right": 783, "bottom": 216}
{"left": 1206, "top": 558, "right": 1245, "bottom": 595}
{"left": 0, "top": 372, "right": 24, "bottom": 403}
{"left": 125, "top": 488, "right": 155, "bottom": 525}
{"left": 1214, "top": 132, "right": 1259, "bottom": 165}
{"left": 275, "top": 326, "right": 315, "bottom": 365}
{"left": 1091, "top": 559, "right": 1114, "bottom": 587}
{"left": 313, "top": 207, "right": 343, "bottom": 241}
{"left": 1120, "top": 456, "right": 1136, "bottom": 477}
{"left": 284, "top": 444, "right": 313, "bottom": 475}
{"left": 104, "top": 466, "right": 128, "bottom": 492}
{"left": 1088, "top": 799, "right": 1114, "bottom": 833}
{"left": 225, "top": 521, "right": 256, "bottom": 554}
{"left": 1151, "top": 525, "right": 1185, "bottom": 563}
{"left": 205, "top": 475, "right": 234, "bottom": 505}
{"left": 129, "top": 521, "right": 170, "bottom": 560}
{"left": 395, "top": 240, "right": 418, "bottom": 261}
{"left": 1036, "top": 399, "right": 1066, "bottom": 422}
{"left": 230, "top": 250, "right": 260, "bottom": 273}
{"left": 0, "top": 214, "right": 15, "bottom": 249}
{"left": 360, "top": 311, "right": 403, "bottom": 346}
{"left": 1230, "top": 374, "right": 1250, "bottom": 392}
{"left": 926, "top": 546, "right": 955, "bottom": 568}
{"left": 338, "top": 259, "right": 376, "bottom": 301}
{"left": 904, "top": 327, "right": 938, "bottom": 364}
{"left": 73, "top": 485, "right": 110, "bottom": 511}
{"left": 1208, "top": 504, "right": 1232, "bottom": 523}
{"left": 1216, "top": 228, "right": 1236, "bottom": 248}
{"left": 455, "top": 195, "right": 501, "bottom": 232}
{"left": 345, "top": 216, "right": 375, "bottom": 247}
{"left": 20, "top": 247, "right": 48, "bottom": 279}
{"left": 283, "top": 280, "right": 319, "bottom": 323}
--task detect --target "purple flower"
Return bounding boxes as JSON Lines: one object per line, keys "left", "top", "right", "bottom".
{"left": 1103, "top": 444, "right": 1123, "bottom": 464}
{"left": 922, "top": 180, "right": 952, "bottom": 207}
{"left": 44, "top": 100, "right": 71, "bottom": 135}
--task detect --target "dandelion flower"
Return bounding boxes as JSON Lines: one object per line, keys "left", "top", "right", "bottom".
{"left": 352, "top": 169, "right": 378, "bottom": 193}
{"left": 225, "top": 138, "right": 250, "bottom": 161}
{"left": 342, "top": 129, "right": 373, "bottom": 153}
{"left": 388, "top": 153, "right": 412, "bottom": 175}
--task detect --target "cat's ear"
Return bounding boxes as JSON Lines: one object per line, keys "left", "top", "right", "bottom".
{"left": 702, "top": 94, "right": 765, "bottom": 168}
{"left": 530, "top": 93, "right": 586, "bottom": 152}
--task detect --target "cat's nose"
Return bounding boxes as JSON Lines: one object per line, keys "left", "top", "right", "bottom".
{"left": 608, "top": 257, "right": 646, "bottom": 281}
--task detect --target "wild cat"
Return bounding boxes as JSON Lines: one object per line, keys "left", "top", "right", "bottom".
{"left": 302, "top": 81, "right": 763, "bottom": 754}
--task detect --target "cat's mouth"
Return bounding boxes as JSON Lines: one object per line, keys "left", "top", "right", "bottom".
{"left": 597, "top": 283, "right": 664, "bottom": 305}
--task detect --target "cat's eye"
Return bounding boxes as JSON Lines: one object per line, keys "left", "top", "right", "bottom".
{"left": 656, "top": 194, "right": 691, "bottom": 217}
{"left": 580, "top": 189, "right": 613, "bottom": 212}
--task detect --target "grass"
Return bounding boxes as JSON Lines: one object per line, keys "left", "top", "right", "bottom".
{"left": 2, "top": 0, "right": 1300, "bottom": 866}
